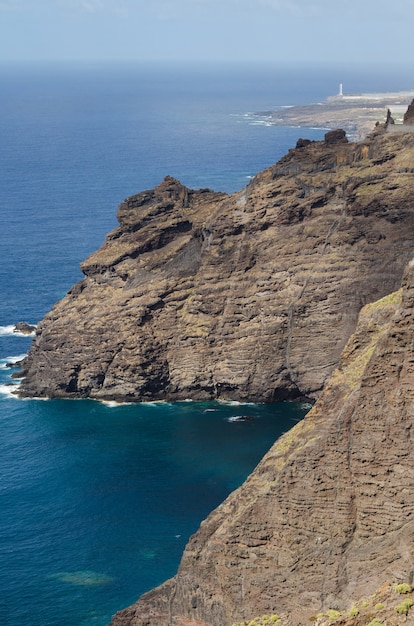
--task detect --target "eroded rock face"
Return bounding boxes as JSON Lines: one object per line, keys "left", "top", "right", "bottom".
{"left": 403, "top": 98, "right": 414, "bottom": 124}
{"left": 109, "top": 261, "right": 414, "bottom": 626}
{"left": 17, "top": 129, "right": 414, "bottom": 402}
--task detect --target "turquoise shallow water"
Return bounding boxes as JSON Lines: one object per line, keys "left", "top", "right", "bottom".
{"left": 1, "top": 61, "right": 413, "bottom": 625}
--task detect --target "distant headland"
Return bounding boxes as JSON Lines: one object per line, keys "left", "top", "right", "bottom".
{"left": 254, "top": 86, "right": 414, "bottom": 140}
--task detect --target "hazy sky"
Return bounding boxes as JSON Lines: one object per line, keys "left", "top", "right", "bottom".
{"left": 0, "top": 0, "right": 413, "bottom": 64}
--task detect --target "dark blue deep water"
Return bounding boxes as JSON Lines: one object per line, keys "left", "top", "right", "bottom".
{"left": 1, "top": 61, "right": 413, "bottom": 625}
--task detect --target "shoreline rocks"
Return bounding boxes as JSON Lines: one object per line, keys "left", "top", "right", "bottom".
{"left": 13, "top": 321, "right": 36, "bottom": 335}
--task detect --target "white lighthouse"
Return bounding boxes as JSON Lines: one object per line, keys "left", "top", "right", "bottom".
{"left": 338, "top": 83, "right": 343, "bottom": 97}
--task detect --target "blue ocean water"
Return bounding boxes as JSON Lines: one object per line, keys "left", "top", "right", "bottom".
{"left": 1, "top": 61, "right": 413, "bottom": 625}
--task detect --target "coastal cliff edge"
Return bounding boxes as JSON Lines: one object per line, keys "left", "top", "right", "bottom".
{"left": 17, "top": 125, "right": 414, "bottom": 403}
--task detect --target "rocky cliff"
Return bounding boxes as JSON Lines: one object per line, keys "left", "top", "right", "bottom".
{"left": 17, "top": 127, "right": 414, "bottom": 402}
{"left": 403, "top": 98, "right": 414, "bottom": 125}
{"left": 109, "top": 256, "right": 414, "bottom": 626}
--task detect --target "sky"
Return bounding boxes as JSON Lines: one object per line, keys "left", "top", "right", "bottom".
{"left": 0, "top": 0, "right": 413, "bottom": 65}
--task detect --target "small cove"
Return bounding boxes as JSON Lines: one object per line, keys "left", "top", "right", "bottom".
{"left": 0, "top": 370, "right": 308, "bottom": 625}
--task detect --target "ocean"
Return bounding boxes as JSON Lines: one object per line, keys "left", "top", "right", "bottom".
{"left": 1, "top": 61, "right": 413, "bottom": 626}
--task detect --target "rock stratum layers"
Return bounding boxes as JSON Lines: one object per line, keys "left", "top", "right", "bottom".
{"left": 16, "top": 114, "right": 414, "bottom": 625}
{"left": 110, "top": 255, "right": 414, "bottom": 626}
{"left": 17, "top": 127, "right": 414, "bottom": 402}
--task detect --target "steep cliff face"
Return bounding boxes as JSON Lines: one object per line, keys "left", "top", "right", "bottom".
{"left": 17, "top": 128, "right": 414, "bottom": 402}
{"left": 110, "top": 260, "right": 414, "bottom": 626}
{"left": 403, "top": 98, "right": 414, "bottom": 124}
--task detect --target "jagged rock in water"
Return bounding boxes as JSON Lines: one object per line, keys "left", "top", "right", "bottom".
{"left": 14, "top": 321, "right": 36, "bottom": 335}
{"left": 17, "top": 129, "right": 414, "bottom": 402}
{"left": 109, "top": 260, "right": 414, "bottom": 626}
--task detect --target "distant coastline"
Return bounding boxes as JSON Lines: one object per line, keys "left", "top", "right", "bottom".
{"left": 253, "top": 89, "right": 414, "bottom": 140}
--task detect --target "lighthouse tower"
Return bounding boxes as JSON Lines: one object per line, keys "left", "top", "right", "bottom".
{"left": 338, "top": 83, "right": 343, "bottom": 97}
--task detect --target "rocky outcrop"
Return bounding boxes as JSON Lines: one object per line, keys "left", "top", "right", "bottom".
{"left": 323, "top": 128, "right": 348, "bottom": 144}
{"left": 109, "top": 258, "right": 414, "bottom": 626}
{"left": 385, "top": 108, "right": 395, "bottom": 126}
{"left": 403, "top": 98, "right": 414, "bottom": 124}
{"left": 17, "top": 128, "right": 414, "bottom": 402}
{"left": 14, "top": 321, "right": 36, "bottom": 335}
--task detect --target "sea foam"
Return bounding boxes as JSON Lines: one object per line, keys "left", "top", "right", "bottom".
{"left": 0, "top": 325, "right": 17, "bottom": 336}
{"left": 0, "top": 382, "right": 20, "bottom": 398}
{"left": 100, "top": 400, "right": 134, "bottom": 408}
{"left": 227, "top": 415, "right": 251, "bottom": 422}
{"left": 0, "top": 354, "right": 26, "bottom": 369}
{"left": 218, "top": 400, "right": 256, "bottom": 406}
{"left": 0, "top": 324, "right": 36, "bottom": 337}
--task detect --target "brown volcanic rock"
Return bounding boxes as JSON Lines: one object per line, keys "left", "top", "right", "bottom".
{"left": 109, "top": 262, "right": 414, "bottom": 626}
{"left": 403, "top": 98, "right": 414, "bottom": 124}
{"left": 17, "top": 129, "right": 414, "bottom": 402}
{"left": 323, "top": 128, "right": 348, "bottom": 144}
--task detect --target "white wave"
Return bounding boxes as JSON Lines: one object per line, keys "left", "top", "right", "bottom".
{"left": 227, "top": 415, "right": 245, "bottom": 422}
{"left": 28, "top": 396, "right": 50, "bottom": 402}
{"left": 0, "top": 325, "right": 17, "bottom": 336}
{"left": 249, "top": 120, "right": 273, "bottom": 127}
{"left": 141, "top": 401, "right": 172, "bottom": 407}
{"left": 100, "top": 400, "right": 134, "bottom": 408}
{"left": 100, "top": 399, "right": 173, "bottom": 408}
{"left": 0, "top": 382, "right": 20, "bottom": 398}
{"left": 0, "top": 354, "right": 26, "bottom": 369}
{"left": 218, "top": 400, "right": 256, "bottom": 406}
{"left": 226, "top": 415, "right": 254, "bottom": 422}
{"left": 0, "top": 324, "right": 36, "bottom": 337}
